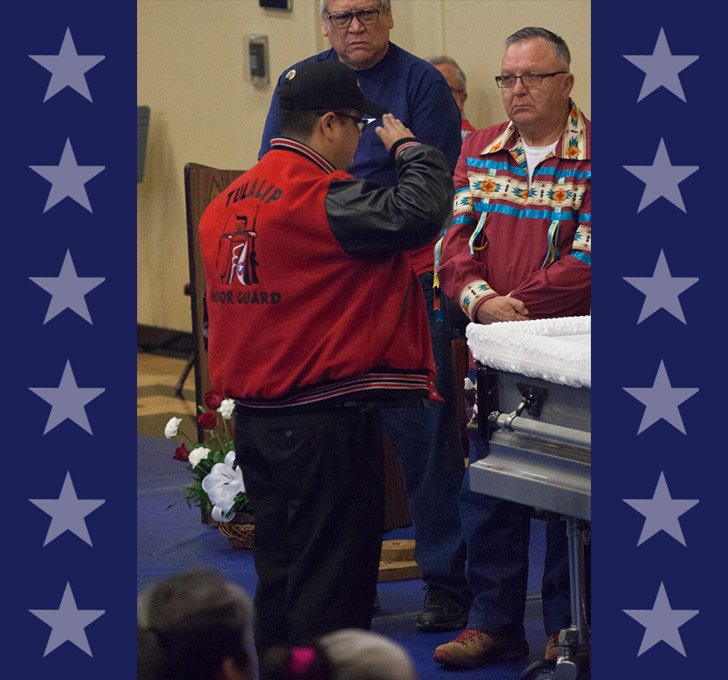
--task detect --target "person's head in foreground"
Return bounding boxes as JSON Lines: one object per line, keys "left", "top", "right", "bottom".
{"left": 261, "top": 628, "right": 418, "bottom": 680}
{"left": 137, "top": 568, "right": 257, "bottom": 680}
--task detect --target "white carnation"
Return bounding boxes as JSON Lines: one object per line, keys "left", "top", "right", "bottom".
{"left": 219, "top": 399, "right": 235, "bottom": 420}
{"left": 164, "top": 416, "right": 183, "bottom": 439}
{"left": 188, "top": 447, "right": 211, "bottom": 468}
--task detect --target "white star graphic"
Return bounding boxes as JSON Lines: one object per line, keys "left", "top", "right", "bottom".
{"left": 623, "top": 471, "right": 699, "bottom": 546}
{"left": 623, "top": 360, "right": 698, "bottom": 435}
{"left": 623, "top": 138, "right": 698, "bottom": 213}
{"left": 624, "top": 582, "right": 698, "bottom": 656}
{"left": 28, "top": 138, "right": 105, "bottom": 213}
{"left": 623, "top": 250, "right": 698, "bottom": 324}
{"left": 28, "top": 360, "right": 105, "bottom": 435}
{"left": 29, "top": 471, "right": 105, "bottom": 546}
{"left": 29, "top": 250, "right": 105, "bottom": 324}
{"left": 29, "top": 27, "right": 105, "bottom": 102}
{"left": 623, "top": 27, "right": 699, "bottom": 102}
{"left": 29, "top": 582, "right": 105, "bottom": 657}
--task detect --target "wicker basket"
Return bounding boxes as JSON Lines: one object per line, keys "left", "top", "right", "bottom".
{"left": 217, "top": 513, "right": 255, "bottom": 549}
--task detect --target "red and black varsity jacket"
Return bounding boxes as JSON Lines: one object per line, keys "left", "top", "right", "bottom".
{"left": 199, "top": 137, "right": 454, "bottom": 411}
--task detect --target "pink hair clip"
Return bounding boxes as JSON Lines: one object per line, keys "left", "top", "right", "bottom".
{"left": 289, "top": 646, "right": 316, "bottom": 675}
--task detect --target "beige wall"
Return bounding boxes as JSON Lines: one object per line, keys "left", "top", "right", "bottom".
{"left": 138, "top": 0, "right": 590, "bottom": 332}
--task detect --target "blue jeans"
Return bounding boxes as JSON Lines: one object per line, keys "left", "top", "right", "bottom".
{"left": 379, "top": 272, "right": 469, "bottom": 604}
{"left": 462, "top": 411, "right": 571, "bottom": 637}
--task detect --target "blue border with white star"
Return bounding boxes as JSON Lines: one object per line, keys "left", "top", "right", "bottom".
{"left": 8, "top": 2, "right": 135, "bottom": 676}
{"left": 594, "top": 7, "right": 720, "bottom": 677}
{"left": 6, "top": 1, "right": 723, "bottom": 677}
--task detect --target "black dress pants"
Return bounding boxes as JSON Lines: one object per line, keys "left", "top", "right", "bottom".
{"left": 234, "top": 405, "right": 385, "bottom": 655}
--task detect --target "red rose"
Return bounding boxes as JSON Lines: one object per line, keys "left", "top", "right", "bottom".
{"left": 173, "top": 444, "right": 190, "bottom": 462}
{"left": 198, "top": 410, "right": 218, "bottom": 430}
{"left": 203, "top": 391, "right": 224, "bottom": 410}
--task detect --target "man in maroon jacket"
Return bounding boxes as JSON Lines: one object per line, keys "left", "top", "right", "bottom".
{"left": 199, "top": 59, "right": 454, "bottom": 656}
{"left": 434, "top": 27, "right": 591, "bottom": 668}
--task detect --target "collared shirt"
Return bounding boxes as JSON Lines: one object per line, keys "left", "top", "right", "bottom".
{"left": 438, "top": 101, "right": 591, "bottom": 321}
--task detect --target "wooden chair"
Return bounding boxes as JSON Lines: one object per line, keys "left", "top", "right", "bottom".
{"left": 184, "top": 163, "right": 244, "bottom": 441}
{"left": 183, "top": 162, "right": 412, "bottom": 531}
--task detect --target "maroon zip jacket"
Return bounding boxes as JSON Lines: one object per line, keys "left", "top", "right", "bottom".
{"left": 199, "top": 137, "right": 454, "bottom": 411}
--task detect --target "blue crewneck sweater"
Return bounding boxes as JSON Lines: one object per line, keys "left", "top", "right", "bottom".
{"left": 258, "top": 42, "right": 462, "bottom": 187}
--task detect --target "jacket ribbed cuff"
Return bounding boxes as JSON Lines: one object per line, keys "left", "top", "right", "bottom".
{"left": 389, "top": 137, "right": 420, "bottom": 160}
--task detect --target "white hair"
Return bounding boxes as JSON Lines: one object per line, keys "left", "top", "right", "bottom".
{"left": 320, "top": 0, "right": 391, "bottom": 16}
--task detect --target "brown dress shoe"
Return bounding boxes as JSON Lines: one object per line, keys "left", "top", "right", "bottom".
{"left": 545, "top": 633, "right": 560, "bottom": 661}
{"left": 434, "top": 629, "right": 529, "bottom": 668}
{"left": 544, "top": 632, "right": 591, "bottom": 669}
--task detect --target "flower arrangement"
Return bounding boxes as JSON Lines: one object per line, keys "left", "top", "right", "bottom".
{"left": 164, "top": 390, "right": 252, "bottom": 523}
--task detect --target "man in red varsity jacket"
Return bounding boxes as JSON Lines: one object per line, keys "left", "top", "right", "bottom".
{"left": 198, "top": 59, "right": 454, "bottom": 655}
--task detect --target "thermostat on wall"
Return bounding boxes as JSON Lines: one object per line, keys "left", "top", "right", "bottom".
{"left": 259, "top": 0, "right": 291, "bottom": 9}
{"left": 245, "top": 34, "right": 269, "bottom": 89}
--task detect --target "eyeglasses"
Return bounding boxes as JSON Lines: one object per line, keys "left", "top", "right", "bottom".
{"left": 494, "top": 72, "right": 568, "bottom": 89}
{"left": 325, "top": 7, "right": 381, "bottom": 29}
{"left": 335, "top": 113, "right": 369, "bottom": 133}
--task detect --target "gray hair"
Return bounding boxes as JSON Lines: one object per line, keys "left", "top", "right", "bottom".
{"left": 505, "top": 26, "right": 571, "bottom": 67}
{"left": 426, "top": 55, "right": 467, "bottom": 91}
{"left": 320, "top": 0, "right": 391, "bottom": 16}
{"left": 318, "top": 629, "right": 417, "bottom": 680}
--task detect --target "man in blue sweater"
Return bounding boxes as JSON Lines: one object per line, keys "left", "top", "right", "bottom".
{"left": 260, "top": 0, "right": 470, "bottom": 632}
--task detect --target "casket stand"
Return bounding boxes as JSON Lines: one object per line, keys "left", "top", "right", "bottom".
{"left": 467, "top": 316, "right": 590, "bottom": 680}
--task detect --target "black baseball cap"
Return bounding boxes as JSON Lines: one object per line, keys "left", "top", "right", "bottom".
{"left": 278, "top": 59, "right": 387, "bottom": 118}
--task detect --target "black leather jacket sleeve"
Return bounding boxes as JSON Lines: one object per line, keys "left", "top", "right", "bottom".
{"left": 325, "top": 143, "right": 455, "bottom": 257}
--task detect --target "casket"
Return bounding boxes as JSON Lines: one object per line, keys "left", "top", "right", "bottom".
{"left": 466, "top": 316, "right": 591, "bottom": 521}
